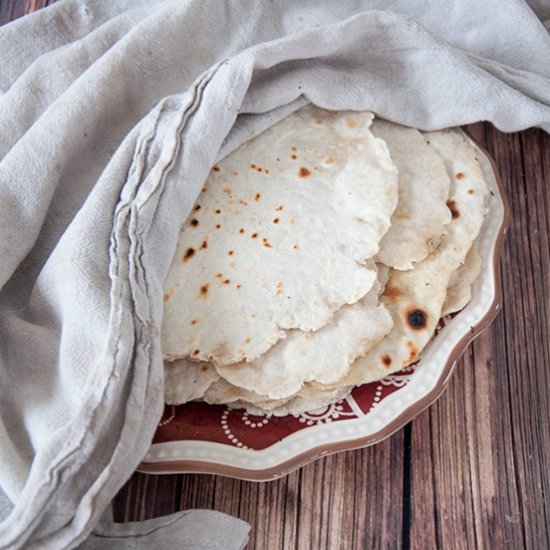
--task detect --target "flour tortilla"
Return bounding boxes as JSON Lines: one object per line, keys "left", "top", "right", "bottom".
{"left": 203, "top": 374, "right": 350, "bottom": 415}
{"left": 229, "top": 385, "right": 353, "bottom": 417}
{"left": 166, "top": 233, "right": 479, "bottom": 407}
{"left": 164, "top": 263, "right": 392, "bottom": 406}
{"left": 204, "top": 378, "right": 288, "bottom": 409}
{"left": 202, "top": 233, "right": 484, "bottom": 413}
{"left": 164, "top": 358, "right": 219, "bottom": 405}
{"left": 214, "top": 273, "right": 393, "bottom": 399}
{"left": 310, "top": 129, "right": 489, "bottom": 390}
{"left": 162, "top": 105, "right": 398, "bottom": 365}
{"left": 442, "top": 242, "right": 482, "bottom": 316}
{"left": 371, "top": 119, "right": 451, "bottom": 270}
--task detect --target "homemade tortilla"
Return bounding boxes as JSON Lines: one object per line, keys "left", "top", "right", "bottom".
{"left": 164, "top": 358, "right": 219, "bottom": 404}
{"left": 371, "top": 119, "right": 452, "bottom": 270}
{"left": 214, "top": 273, "right": 392, "bottom": 399}
{"left": 228, "top": 385, "right": 353, "bottom": 417}
{"left": 309, "top": 129, "right": 489, "bottom": 390}
{"left": 166, "top": 237, "right": 483, "bottom": 409}
{"left": 162, "top": 105, "right": 398, "bottom": 366}
{"left": 442, "top": 242, "right": 482, "bottom": 316}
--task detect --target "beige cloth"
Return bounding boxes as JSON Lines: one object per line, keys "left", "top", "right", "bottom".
{"left": 0, "top": 0, "right": 549, "bottom": 548}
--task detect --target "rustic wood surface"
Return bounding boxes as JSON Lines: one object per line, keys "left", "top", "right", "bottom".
{"left": 2, "top": 2, "right": 549, "bottom": 548}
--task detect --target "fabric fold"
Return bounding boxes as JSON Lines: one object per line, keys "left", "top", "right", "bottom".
{"left": 82, "top": 510, "right": 250, "bottom": 550}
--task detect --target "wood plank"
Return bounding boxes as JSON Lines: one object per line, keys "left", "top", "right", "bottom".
{"left": 488, "top": 125, "right": 550, "bottom": 549}
{"left": 0, "top": 0, "right": 16, "bottom": 24}
{"left": 0, "top": 0, "right": 49, "bottom": 25}
{"left": 113, "top": 432, "right": 406, "bottom": 550}
{"left": 409, "top": 125, "right": 550, "bottom": 550}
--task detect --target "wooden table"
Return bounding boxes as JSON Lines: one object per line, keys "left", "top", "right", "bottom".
{"left": 2, "top": 2, "right": 549, "bottom": 548}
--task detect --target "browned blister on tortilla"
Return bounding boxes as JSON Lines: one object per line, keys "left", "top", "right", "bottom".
{"left": 371, "top": 119, "right": 451, "bottom": 270}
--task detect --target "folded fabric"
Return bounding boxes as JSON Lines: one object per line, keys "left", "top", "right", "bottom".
{"left": 80, "top": 510, "right": 250, "bottom": 550}
{"left": 0, "top": 0, "right": 549, "bottom": 548}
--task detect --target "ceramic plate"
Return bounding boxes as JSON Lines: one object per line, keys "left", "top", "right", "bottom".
{"left": 139, "top": 132, "right": 509, "bottom": 480}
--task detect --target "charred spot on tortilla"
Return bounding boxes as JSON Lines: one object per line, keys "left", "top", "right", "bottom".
{"left": 199, "top": 284, "right": 209, "bottom": 297}
{"left": 183, "top": 248, "right": 195, "bottom": 261}
{"left": 406, "top": 308, "right": 427, "bottom": 330}
{"left": 381, "top": 354, "right": 392, "bottom": 367}
{"left": 455, "top": 172, "right": 464, "bottom": 180}
{"left": 212, "top": 165, "right": 220, "bottom": 172}
{"left": 446, "top": 199, "right": 460, "bottom": 219}
{"left": 298, "top": 167, "right": 311, "bottom": 178}
{"left": 190, "top": 218, "right": 199, "bottom": 227}
{"left": 200, "top": 240, "right": 208, "bottom": 249}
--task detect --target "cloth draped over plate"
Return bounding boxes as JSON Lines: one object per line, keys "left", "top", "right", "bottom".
{"left": 0, "top": 0, "right": 549, "bottom": 548}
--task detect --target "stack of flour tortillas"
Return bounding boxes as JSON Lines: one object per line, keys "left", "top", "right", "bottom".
{"left": 161, "top": 105, "right": 488, "bottom": 416}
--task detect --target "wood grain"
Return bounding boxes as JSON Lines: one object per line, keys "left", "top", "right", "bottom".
{"left": 0, "top": 0, "right": 49, "bottom": 23}
{"left": 2, "top": 3, "right": 549, "bottom": 549}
